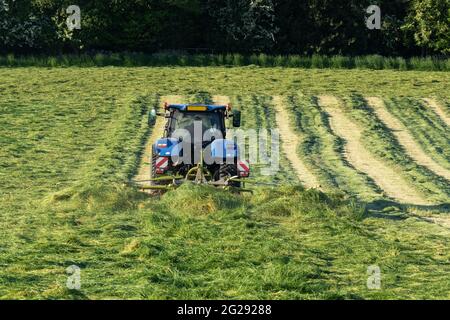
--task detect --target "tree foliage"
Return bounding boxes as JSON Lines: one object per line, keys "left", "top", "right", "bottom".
{"left": 0, "top": 0, "right": 448, "bottom": 55}
{"left": 0, "top": 0, "right": 56, "bottom": 52}
{"left": 403, "top": 0, "right": 450, "bottom": 54}
{"left": 206, "top": 0, "right": 278, "bottom": 52}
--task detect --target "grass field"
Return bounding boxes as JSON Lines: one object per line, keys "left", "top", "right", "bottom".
{"left": 0, "top": 66, "right": 449, "bottom": 299}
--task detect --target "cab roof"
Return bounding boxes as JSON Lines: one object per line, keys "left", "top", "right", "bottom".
{"left": 167, "top": 104, "right": 227, "bottom": 111}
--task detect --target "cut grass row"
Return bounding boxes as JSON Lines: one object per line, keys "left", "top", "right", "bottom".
{"left": 272, "top": 96, "right": 320, "bottom": 189}
{"left": 367, "top": 97, "right": 450, "bottom": 182}
{"left": 286, "top": 95, "right": 382, "bottom": 201}
{"left": 384, "top": 98, "right": 450, "bottom": 171}
{"left": 230, "top": 94, "right": 298, "bottom": 185}
{"left": 344, "top": 95, "right": 450, "bottom": 204}
{"left": 126, "top": 184, "right": 449, "bottom": 299}
{"left": 441, "top": 99, "right": 450, "bottom": 115}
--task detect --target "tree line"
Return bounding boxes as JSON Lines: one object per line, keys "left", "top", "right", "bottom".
{"left": 1, "top": 0, "right": 448, "bottom": 56}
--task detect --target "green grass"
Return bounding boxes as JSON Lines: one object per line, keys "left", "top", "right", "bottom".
{"left": 286, "top": 95, "right": 382, "bottom": 201}
{"left": 2, "top": 180, "right": 450, "bottom": 299}
{"left": 438, "top": 98, "right": 450, "bottom": 116}
{"left": 384, "top": 98, "right": 450, "bottom": 171}
{"left": 344, "top": 95, "right": 450, "bottom": 204}
{"left": 232, "top": 95, "right": 298, "bottom": 185}
{"left": 1, "top": 53, "right": 449, "bottom": 71}
{"left": 0, "top": 67, "right": 449, "bottom": 299}
{"left": 0, "top": 67, "right": 449, "bottom": 98}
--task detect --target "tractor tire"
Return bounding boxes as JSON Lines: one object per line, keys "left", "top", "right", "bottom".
{"left": 219, "top": 164, "right": 241, "bottom": 188}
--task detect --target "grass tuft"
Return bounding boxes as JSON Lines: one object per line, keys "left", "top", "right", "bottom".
{"left": 0, "top": 53, "right": 448, "bottom": 71}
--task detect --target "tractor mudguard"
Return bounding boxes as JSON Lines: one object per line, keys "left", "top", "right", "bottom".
{"left": 154, "top": 138, "right": 180, "bottom": 157}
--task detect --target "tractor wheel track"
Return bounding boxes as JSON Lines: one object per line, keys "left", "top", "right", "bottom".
{"left": 273, "top": 96, "right": 321, "bottom": 189}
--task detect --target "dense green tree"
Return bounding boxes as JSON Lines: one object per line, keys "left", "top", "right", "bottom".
{"left": 205, "top": 0, "right": 278, "bottom": 52}
{"left": 274, "top": 0, "right": 412, "bottom": 56}
{"left": 0, "top": 0, "right": 448, "bottom": 56}
{"left": 73, "top": 0, "right": 203, "bottom": 52}
{"left": 403, "top": 0, "right": 450, "bottom": 54}
{"left": 28, "top": 0, "right": 204, "bottom": 52}
{"left": 0, "top": 0, "right": 56, "bottom": 52}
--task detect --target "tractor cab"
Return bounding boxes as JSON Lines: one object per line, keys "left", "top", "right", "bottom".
{"left": 146, "top": 101, "right": 249, "bottom": 191}
{"left": 164, "top": 104, "right": 230, "bottom": 140}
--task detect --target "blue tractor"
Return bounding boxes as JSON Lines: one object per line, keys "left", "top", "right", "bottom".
{"left": 146, "top": 102, "right": 250, "bottom": 191}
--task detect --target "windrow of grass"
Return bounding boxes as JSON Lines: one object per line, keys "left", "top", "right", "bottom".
{"left": 1, "top": 53, "right": 449, "bottom": 71}
{"left": 230, "top": 95, "right": 298, "bottom": 185}
{"left": 344, "top": 95, "right": 450, "bottom": 204}
{"left": 434, "top": 98, "right": 449, "bottom": 116}
{"left": 443, "top": 99, "right": 450, "bottom": 115}
{"left": 286, "top": 95, "right": 381, "bottom": 201}
{"left": 136, "top": 184, "right": 449, "bottom": 300}
{"left": 4, "top": 180, "right": 449, "bottom": 299}
{"left": 384, "top": 98, "right": 450, "bottom": 171}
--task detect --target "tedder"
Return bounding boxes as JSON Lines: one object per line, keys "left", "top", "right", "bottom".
{"left": 137, "top": 102, "right": 251, "bottom": 192}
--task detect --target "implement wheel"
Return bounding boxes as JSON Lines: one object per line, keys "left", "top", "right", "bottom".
{"left": 219, "top": 164, "right": 241, "bottom": 188}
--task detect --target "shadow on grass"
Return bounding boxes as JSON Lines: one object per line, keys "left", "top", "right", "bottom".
{"left": 66, "top": 289, "right": 89, "bottom": 300}
{"left": 365, "top": 199, "right": 450, "bottom": 220}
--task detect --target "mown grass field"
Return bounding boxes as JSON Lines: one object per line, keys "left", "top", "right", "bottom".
{"left": 0, "top": 67, "right": 449, "bottom": 299}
